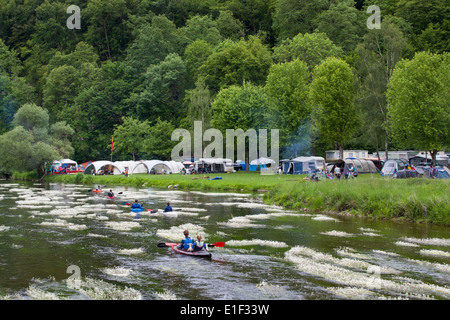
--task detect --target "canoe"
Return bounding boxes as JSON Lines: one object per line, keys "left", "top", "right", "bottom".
{"left": 170, "top": 244, "right": 211, "bottom": 259}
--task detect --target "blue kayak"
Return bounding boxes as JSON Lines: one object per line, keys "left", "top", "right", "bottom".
{"left": 131, "top": 207, "right": 143, "bottom": 213}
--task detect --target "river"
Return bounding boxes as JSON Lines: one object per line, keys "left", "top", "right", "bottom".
{"left": 0, "top": 181, "right": 448, "bottom": 300}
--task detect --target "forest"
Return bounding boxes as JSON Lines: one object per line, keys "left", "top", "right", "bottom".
{"left": 0, "top": 0, "right": 448, "bottom": 175}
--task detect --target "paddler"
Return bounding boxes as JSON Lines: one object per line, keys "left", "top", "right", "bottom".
{"left": 131, "top": 199, "right": 143, "bottom": 211}
{"left": 95, "top": 185, "right": 102, "bottom": 191}
{"left": 193, "top": 234, "right": 208, "bottom": 252}
{"left": 107, "top": 189, "right": 114, "bottom": 198}
{"left": 164, "top": 202, "right": 173, "bottom": 212}
{"left": 178, "top": 230, "right": 194, "bottom": 251}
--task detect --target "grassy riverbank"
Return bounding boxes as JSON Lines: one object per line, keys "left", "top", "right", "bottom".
{"left": 44, "top": 172, "right": 450, "bottom": 225}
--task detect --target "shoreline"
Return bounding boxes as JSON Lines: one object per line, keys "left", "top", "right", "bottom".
{"left": 7, "top": 172, "right": 449, "bottom": 225}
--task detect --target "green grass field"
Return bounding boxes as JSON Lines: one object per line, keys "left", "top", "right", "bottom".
{"left": 45, "top": 171, "right": 450, "bottom": 225}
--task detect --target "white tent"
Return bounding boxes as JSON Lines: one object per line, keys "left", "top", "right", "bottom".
{"left": 53, "top": 158, "right": 78, "bottom": 168}
{"left": 114, "top": 161, "right": 139, "bottom": 174}
{"left": 132, "top": 160, "right": 172, "bottom": 174}
{"left": 380, "top": 159, "right": 408, "bottom": 176}
{"left": 250, "top": 157, "right": 275, "bottom": 165}
{"left": 164, "top": 160, "right": 184, "bottom": 174}
{"left": 84, "top": 161, "right": 124, "bottom": 175}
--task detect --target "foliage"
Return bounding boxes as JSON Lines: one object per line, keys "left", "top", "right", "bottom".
{"left": 0, "top": 0, "right": 448, "bottom": 164}
{"left": 387, "top": 52, "right": 450, "bottom": 163}
{"left": 310, "top": 57, "right": 358, "bottom": 159}
{"left": 0, "top": 103, "right": 74, "bottom": 178}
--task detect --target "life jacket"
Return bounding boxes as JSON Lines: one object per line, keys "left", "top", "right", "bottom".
{"left": 181, "top": 237, "right": 194, "bottom": 250}
{"left": 193, "top": 241, "right": 206, "bottom": 251}
{"left": 131, "top": 203, "right": 143, "bottom": 209}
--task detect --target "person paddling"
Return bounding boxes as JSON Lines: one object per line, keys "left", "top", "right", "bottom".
{"left": 107, "top": 189, "right": 114, "bottom": 198}
{"left": 131, "top": 199, "right": 143, "bottom": 211}
{"left": 193, "top": 234, "right": 208, "bottom": 252}
{"left": 178, "top": 230, "right": 194, "bottom": 251}
{"left": 164, "top": 202, "right": 173, "bottom": 212}
{"left": 95, "top": 185, "right": 102, "bottom": 191}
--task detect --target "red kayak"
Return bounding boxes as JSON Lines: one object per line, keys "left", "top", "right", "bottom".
{"left": 170, "top": 244, "right": 212, "bottom": 259}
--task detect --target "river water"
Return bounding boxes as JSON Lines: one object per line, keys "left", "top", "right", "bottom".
{"left": 0, "top": 181, "right": 448, "bottom": 300}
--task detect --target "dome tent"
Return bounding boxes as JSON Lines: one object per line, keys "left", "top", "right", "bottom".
{"left": 132, "top": 160, "right": 172, "bottom": 174}
{"left": 84, "top": 161, "right": 124, "bottom": 175}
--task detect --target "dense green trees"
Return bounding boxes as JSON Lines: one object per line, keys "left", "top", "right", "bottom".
{"left": 0, "top": 0, "right": 448, "bottom": 166}
{"left": 387, "top": 52, "right": 449, "bottom": 165}
{"left": 310, "top": 57, "right": 358, "bottom": 160}
{"left": 0, "top": 103, "right": 74, "bottom": 178}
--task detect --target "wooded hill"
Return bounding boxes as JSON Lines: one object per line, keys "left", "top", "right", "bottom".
{"left": 0, "top": 0, "right": 448, "bottom": 169}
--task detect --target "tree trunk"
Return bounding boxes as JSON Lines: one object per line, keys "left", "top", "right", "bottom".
{"left": 385, "top": 137, "right": 389, "bottom": 160}
{"left": 104, "top": 22, "right": 111, "bottom": 60}
{"left": 339, "top": 144, "right": 344, "bottom": 160}
{"left": 430, "top": 150, "right": 437, "bottom": 166}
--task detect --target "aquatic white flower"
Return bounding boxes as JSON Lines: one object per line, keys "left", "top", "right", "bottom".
{"left": 320, "top": 230, "right": 354, "bottom": 237}
{"left": 102, "top": 267, "right": 133, "bottom": 277}
{"left": 394, "top": 241, "right": 419, "bottom": 247}
{"left": 155, "top": 289, "right": 177, "bottom": 300}
{"left": 66, "top": 277, "right": 142, "bottom": 300}
{"left": 227, "top": 239, "right": 288, "bottom": 248}
{"left": 118, "top": 248, "right": 145, "bottom": 255}
{"left": 401, "top": 237, "right": 450, "bottom": 247}
{"left": 105, "top": 221, "right": 141, "bottom": 231}
{"left": 419, "top": 249, "right": 450, "bottom": 258}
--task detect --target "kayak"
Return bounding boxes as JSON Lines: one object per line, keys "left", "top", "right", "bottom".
{"left": 93, "top": 190, "right": 102, "bottom": 193}
{"left": 108, "top": 196, "right": 114, "bottom": 199}
{"left": 131, "top": 207, "right": 143, "bottom": 213}
{"left": 170, "top": 244, "right": 211, "bottom": 259}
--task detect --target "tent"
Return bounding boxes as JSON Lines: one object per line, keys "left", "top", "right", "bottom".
{"left": 194, "top": 158, "right": 234, "bottom": 173}
{"left": 132, "top": 160, "right": 172, "bottom": 174}
{"left": 84, "top": 161, "right": 124, "bottom": 175}
{"left": 409, "top": 154, "right": 449, "bottom": 167}
{"left": 282, "top": 157, "right": 325, "bottom": 174}
{"left": 53, "top": 159, "right": 78, "bottom": 168}
{"left": 435, "top": 167, "right": 450, "bottom": 179}
{"left": 114, "top": 161, "right": 139, "bottom": 174}
{"left": 164, "top": 161, "right": 184, "bottom": 174}
{"left": 344, "top": 159, "right": 379, "bottom": 174}
{"left": 249, "top": 157, "right": 276, "bottom": 171}
{"left": 380, "top": 159, "right": 408, "bottom": 176}
{"left": 392, "top": 169, "right": 420, "bottom": 179}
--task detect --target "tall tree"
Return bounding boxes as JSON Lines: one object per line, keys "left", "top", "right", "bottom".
{"left": 264, "top": 59, "right": 311, "bottom": 151}
{"left": 355, "top": 18, "right": 407, "bottom": 159}
{"left": 112, "top": 116, "right": 150, "bottom": 161}
{"left": 0, "top": 103, "right": 74, "bottom": 178}
{"left": 310, "top": 57, "right": 358, "bottom": 160}
{"left": 387, "top": 52, "right": 449, "bottom": 165}
{"left": 272, "top": 0, "right": 327, "bottom": 41}
{"left": 272, "top": 32, "right": 343, "bottom": 72}
{"left": 84, "top": 0, "right": 131, "bottom": 60}
{"left": 199, "top": 36, "right": 273, "bottom": 94}
{"left": 136, "top": 53, "right": 186, "bottom": 121}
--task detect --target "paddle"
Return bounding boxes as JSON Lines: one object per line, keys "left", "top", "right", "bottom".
{"left": 157, "top": 242, "right": 225, "bottom": 248}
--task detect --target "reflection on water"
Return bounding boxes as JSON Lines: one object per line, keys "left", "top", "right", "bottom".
{"left": 0, "top": 181, "right": 449, "bottom": 300}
